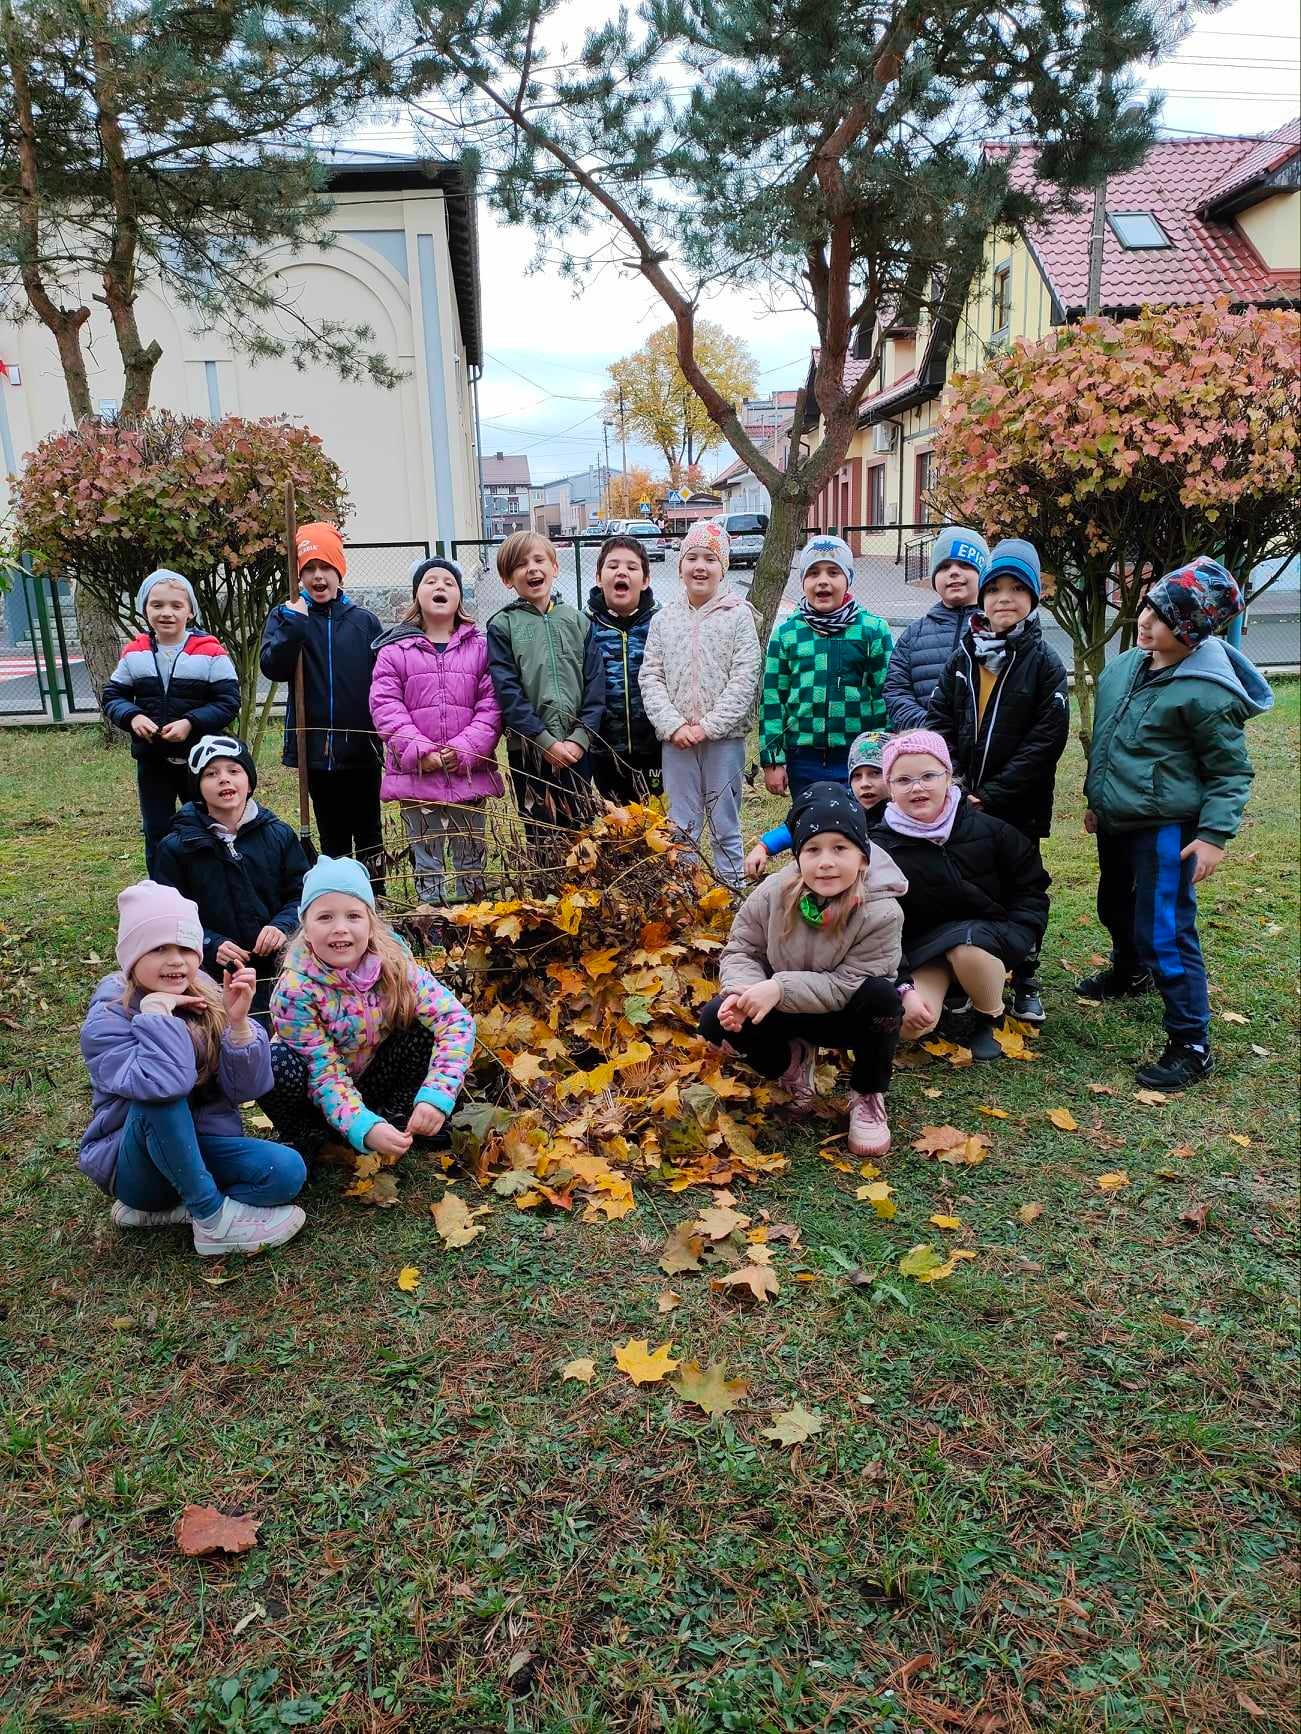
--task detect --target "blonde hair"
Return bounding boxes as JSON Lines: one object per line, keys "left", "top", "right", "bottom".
{"left": 288, "top": 906, "right": 417, "bottom": 1027}
{"left": 497, "top": 531, "right": 558, "bottom": 581}
{"left": 123, "top": 966, "right": 225, "bottom": 1084}
{"left": 778, "top": 857, "right": 867, "bottom": 936}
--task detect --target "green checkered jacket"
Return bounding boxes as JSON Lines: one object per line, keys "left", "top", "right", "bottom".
{"left": 759, "top": 609, "right": 893, "bottom": 765}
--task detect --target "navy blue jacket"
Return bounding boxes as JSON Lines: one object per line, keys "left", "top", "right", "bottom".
{"left": 153, "top": 800, "right": 310, "bottom": 1010}
{"left": 584, "top": 585, "right": 661, "bottom": 764}
{"left": 102, "top": 629, "right": 240, "bottom": 762}
{"left": 259, "top": 594, "right": 382, "bottom": 772}
{"left": 926, "top": 614, "right": 1069, "bottom": 840}
{"left": 883, "top": 601, "right": 976, "bottom": 733}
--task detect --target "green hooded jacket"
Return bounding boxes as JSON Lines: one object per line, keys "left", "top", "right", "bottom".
{"left": 1084, "top": 639, "right": 1273, "bottom": 846}
{"left": 485, "top": 596, "right": 605, "bottom": 755}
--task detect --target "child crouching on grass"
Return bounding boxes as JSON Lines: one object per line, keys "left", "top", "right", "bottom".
{"left": 699, "top": 783, "right": 906, "bottom": 1158}
{"left": 261, "top": 856, "right": 474, "bottom": 1168}
{"left": 79, "top": 883, "right": 307, "bottom": 1257}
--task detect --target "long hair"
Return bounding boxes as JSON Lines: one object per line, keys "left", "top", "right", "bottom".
{"left": 285, "top": 907, "right": 417, "bottom": 1027}
{"left": 597, "top": 535, "right": 650, "bottom": 580}
{"left": 123, "top": 967, "right": 225, "bottom": 1084}
{"left": 777, "top": 857, "right": 867, "bottom": 937}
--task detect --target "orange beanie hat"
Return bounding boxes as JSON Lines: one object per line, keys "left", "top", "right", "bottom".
{"left": 296, "top": 522, "right": 347, "bottom": 581}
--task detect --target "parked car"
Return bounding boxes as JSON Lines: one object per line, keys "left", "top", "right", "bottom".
{"left": 712, "top": 511, "right": 768, "bottom": 569}
{"left": 609, "top": 519, "right": 667, "bottom": 562}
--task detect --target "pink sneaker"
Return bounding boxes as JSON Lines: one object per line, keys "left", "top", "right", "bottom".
{"left": 847, "top": 1090, "right": 891, "bottom": 1157}
{"left": 777, "top": 1038, "right": 817, "bottom": 1109}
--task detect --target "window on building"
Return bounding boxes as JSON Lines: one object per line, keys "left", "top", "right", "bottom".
{"left": 867, "top": 463, "right": 886, "bottom": 527}
{"left": 1107, "top": 211, "right": 1171, "bottom": 250}
{"left": 915, "top": 450, "right": 934, "bottom": 525}
{"left": 991, "top": 263, "right": 1011, "bottom": 335}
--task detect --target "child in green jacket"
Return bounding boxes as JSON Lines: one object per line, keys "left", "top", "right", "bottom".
{"left": 1080, "top": 558, "right": 1272, "bottom": 1090}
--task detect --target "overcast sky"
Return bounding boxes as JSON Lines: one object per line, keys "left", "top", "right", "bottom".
{"left": 358, "top": 0, "right": 1300, "bottom": 485}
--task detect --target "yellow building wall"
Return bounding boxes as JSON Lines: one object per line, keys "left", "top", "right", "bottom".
{"left": 946, "top": 228, "right": 1055, "bottom": 381}
{"left": 1236, "top": 192, "right": 1300, "bottom": 274}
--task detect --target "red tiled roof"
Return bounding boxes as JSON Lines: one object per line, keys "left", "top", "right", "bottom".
{"left": 1199, "top": 118, "right": 1300, "bottom": 214}
{"left": 991, "top": 134, "right": 1289, "bottom": 314}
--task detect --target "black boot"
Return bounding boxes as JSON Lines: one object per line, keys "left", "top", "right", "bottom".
{"left": 1077, "top": 965, "right": 1153, "bottom": 1001}
{"left": 1135, "top": 1039, "right": 1214, "bottom": 1091}
{"left": 968, "top": 1010, "right": 1005, "bottom": 1063}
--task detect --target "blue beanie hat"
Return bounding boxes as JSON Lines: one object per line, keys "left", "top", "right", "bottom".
{"left": 798, "top": 535, "right": 856, "bottom": 585}
{"left": 929, "top": 526, "right": 990, "bottom": 585}
{"left": 137, "top": 567, "right": 201, "bottom": 623}
{"left": 981, "top": 538, "right": 1041, "bottom": 602}
{"left": 299, "top": 854, "right": 376, "bottom": 916}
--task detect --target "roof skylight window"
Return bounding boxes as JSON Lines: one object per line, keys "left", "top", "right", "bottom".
{"left": 1107, "top": 211, "right": 1172, "bottom": 249}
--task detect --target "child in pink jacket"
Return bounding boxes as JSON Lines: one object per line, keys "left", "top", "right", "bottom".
{"left": 370, "top": 557, "right": 504, "bottom": 905}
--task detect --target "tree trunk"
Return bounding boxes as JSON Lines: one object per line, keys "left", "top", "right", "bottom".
{"left": 1071, "top": 635, "right": 1106, "bottom": 751}
{"left": 71, "top": 577, "right": 126, "bottom": 742}
{"left": 748, "top": 486, "right": 805, "bottom": 642}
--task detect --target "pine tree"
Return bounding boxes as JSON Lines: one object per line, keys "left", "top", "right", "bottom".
{"left": 408, "top": 0, "right": 1173, "bottom": 631}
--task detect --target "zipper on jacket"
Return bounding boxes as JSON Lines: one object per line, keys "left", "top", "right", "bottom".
{"left": 975, "top": 641, "right": 1016, "bottom": 789}
{"left": 544, "top": 607, "right": 561, "bottom": 719}
{"left": 326, "top": 607, "right": 335, "bottom": 768}
{"left": 620, "top": 634, "right": 631, "bottom": 750}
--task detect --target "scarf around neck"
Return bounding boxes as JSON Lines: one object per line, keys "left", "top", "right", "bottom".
{"left": 968, "top": 609, "right": 1034, "bottom": 674}
{"left": 797, "top": 594, "right": 859, "bottom": 636}
{"left": 884, "top": 784, "right": 962, "bottom": 843}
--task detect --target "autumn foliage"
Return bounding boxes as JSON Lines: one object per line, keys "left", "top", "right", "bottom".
{"left": 933, "top": 303, "right": 1301, "bottom": 733}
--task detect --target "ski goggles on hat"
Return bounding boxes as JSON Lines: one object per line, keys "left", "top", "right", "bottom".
{"left": 188, "top": 734, "right": 245, "bottom": 776}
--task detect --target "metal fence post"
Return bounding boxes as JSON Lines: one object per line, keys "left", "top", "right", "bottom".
{"left": 24, "top": 557, "right": 65, "bottom": 723}
{"left": 573, "top": 536, "right": 583, "bottom": 607}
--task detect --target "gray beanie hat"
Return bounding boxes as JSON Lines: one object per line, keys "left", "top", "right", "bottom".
{"left": 136, "top": 568, "right": 200, "bottom": 623}
{"left": 798, "top": 535, "right": 856, "bottom": 584}
{"left": 928, "top": 527, "right": 990, "bottom": 585}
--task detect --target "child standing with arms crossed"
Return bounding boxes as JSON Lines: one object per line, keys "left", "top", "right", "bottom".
{"left": 262, "top": 857, "right": 475, "bottom": 1167}
{"left": 485, "top": 531, "right": 604, "bottom": 851}
{"left": 639, "top": 520, "right": 760, "bottom": 885}
{"left": 79, "top": 882, "right": 306, "bottom": 1255}
{"left": 101, "top": 570, "right": 240, "bottom": 876}
{"left": 1081, "top": 559, "right": 1272, "bottom": 1089}
{"left": 370, "top": 556, "right": 504, "bottom": 906}
{"left": 259, "top": 523, "right": 385, "bottom": 888}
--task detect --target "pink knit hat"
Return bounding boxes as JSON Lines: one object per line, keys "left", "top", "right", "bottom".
{"left": 681, "top": 519, "right": 730, "bottom": 572}
{"left": 115, "top": 881, "right": 205, "bottom": 977}
{"left": 881, "top": 729, "right": 953, "bottom": 782}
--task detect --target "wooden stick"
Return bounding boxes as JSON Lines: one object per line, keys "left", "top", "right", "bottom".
{"left": 284, "top": 480, "right": 312, "bottom": 851}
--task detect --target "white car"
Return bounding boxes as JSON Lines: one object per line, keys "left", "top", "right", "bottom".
{"left": 609, "top": 519, "right": 667, "bottom": 562}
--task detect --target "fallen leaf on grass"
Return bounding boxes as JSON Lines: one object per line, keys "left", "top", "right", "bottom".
{"left": 1017, "top": 1202, "right": 1044, "bottom": 1225}
{"left": 232, "top": 1602, "right": 266, "bottom": 1636}
{"left": 1096, "top": 1171, "right": 1130, "bottom": 1193}
{"left": 1087, "top": 1083, "right": 1114, "bottom": 1096}
{"left": 929, "top": 1214, "right": 962, "bottom": 1230}
{"left": 671, "top": 1359, "right": 747, "bottom": 1418}
{"left": 921, "top": 1037, "right": 973, "bottom": 1068}
{"left": 1133, "top": 1089, "right": 1168, "bottom": 1107}
{"left": 1227, "top": 1134, "right": 1251, "bottom": 1148}
{"left": 613, "top": 1339, "right": 678, "bottom": 1384}
{"left": 922, "top": 1087, "right": 942, "bottom": 1100}
{"left": 561, "top": 1358, "right": 596, "bottom": 1384}
{"left": 912, "top": 1124, "right": 967, "bottom": 1156}
{"left": 1249, "top": 1043, "right": 1271, "bottom": 1058}
{"left": 1180, "top": 1202, "right": 1211, "bottom": 1231}
{"left": 977, "top": 1104, "right": 1009, "bottom": 1119}
{"left": 656, "top": 1289, "right": 681, "bottom": 1313}
{"left": 1235, "top": 1690, "right": 1269, "bottom": 1719}
{"left": 899, "top": 1244, "right": 954, "bottom": 1282}
{"left": 431, "top": 1191, "right": 489, "bottom": 1248}
{"left": 1046, "top": 1107, "right": 1079, "bottom": 1132}
{"left": 856, "top": 1181, "right": 896, "bottom": 1220}
{"left": 1220, "top": 1010, "right": 1249, "bottom": 1025}
{"left": 693, "top": 1204, "right": 751, "bottom": 1241}
{"left": 761, "top": 1403, "right": 824, "bottom": 1447}
{"left": 659, "top": 1221, "right": 704, "bottom": 1275}
{"left": 396, "top": 1266, "right": 421, "bottom": 1293}
{"left": 993, "top": 1021, "right": 1039, "bottom": 1061}
{"left": 198, "top": 1267, "right": 246, "bottom": 1288}
{"left": 1168, "top": 1144, "right": 1194, "bottom": 1160}
{"left": 711, "top": 1264, "right": 780, "bottom": 1303}
{"left": 175, "top": 1504, "right": 260, "bottom": 1558}
{"left": 348, "top": 1171, "right": 400, "bottom": 1208}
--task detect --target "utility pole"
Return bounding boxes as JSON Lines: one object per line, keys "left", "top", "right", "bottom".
{"left": 1086, "top": 180, "right": 1106, "bottom": 316}
{"left": 602, "top": 420, "right": 612, "bottom": 517}
{"left": 618, "top": 385, "right": 629, "bottom": 495}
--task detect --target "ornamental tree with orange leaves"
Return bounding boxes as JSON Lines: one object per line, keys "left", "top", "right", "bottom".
{"left": 933, "top": 303, "right": 1299, "bottom": 738}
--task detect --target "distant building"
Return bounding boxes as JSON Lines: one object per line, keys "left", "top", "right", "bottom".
{"left": 481, "top": 452, "right": 532, "bottom": 537}
{"left": 531, "top": 465, "right": 619, "bottom": 536}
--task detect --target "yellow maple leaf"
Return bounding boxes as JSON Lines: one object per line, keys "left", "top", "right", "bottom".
{"left": 1226, "top": 1133, "right": 1251, "bottom": 1148}
{"left": 693, "top": 1204, "right": 750, "bottom": 1240}
{"left": 613, "top": 1338, "right": 679, "bottom": 1384}
{"left": 1096, "top": 1171, "right": 1130, "bottom": 1192}
{"left": 671, "top": 1359, "right": 748, "bottom": 1417}
{"left": 396, "top": 1265, "right": 421, "bottom": 1293}
{"left": 977, "top": 1105, "right": 1010, "bottom": 1119}
{"left": 929, "top": 1214, "right": 962, "bottom": 1230}
{"left": 698, "top": 886, "right": 733, "bottom": 914}
{"left": 856, "top": 1180, "right": 896, "bottom": 1220}
{"left": 509, "top": 1051, "right": 547, "bottom": 1085}
{"left": 561, "top": 1358, "right": 596, "bottom": 1384}
{"left": 553, "top": 892, "right": 586, "bottom": 935}
{"left": 431, "top": 1190, "right": 490, "bottom": 1246}
{"left": 656, "top": 1289, "right": 681, "bottom": 1313}
{"left": 1017, "top": 1202, "right": 1044, "bottom": 1224}
{"left": 1047, "top": 1107, "right": 1079, "bottom": 1132}
{"left": 581, "top": 947, "right": 620, "bottom": 979}
{"left": 710, "top": 1264, "right": 780, "bottom": 1303}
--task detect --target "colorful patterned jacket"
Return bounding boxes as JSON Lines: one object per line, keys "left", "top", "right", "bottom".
{"left": 270, "top": 943, "right": 475, "bottom": 1150}
{"left": 759, "top": 609, "right": 893, "bottom": 765}
{"left": 101, "top": 629, "right": 240, "bottom": 762}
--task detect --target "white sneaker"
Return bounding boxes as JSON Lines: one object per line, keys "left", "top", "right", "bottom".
{"left": 111, "top": 1199, "right": 191, "bottom": 1229}
{"left": 847, "top": 1090, "right": 892, "bottom": 1158}
{"left": 192, "top": 1198, "right": 306, "bottom": 1256}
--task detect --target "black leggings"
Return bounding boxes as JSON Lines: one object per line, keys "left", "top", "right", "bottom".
{"left": 260, "top": 1025, "right": 434, "bottom": 1160}
{"left": 698, "top": 976, "right": 902, "bottom": 1094}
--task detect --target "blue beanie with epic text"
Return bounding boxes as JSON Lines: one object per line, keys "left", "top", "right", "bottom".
{"left": 929, "top": 526, "right": 990, "bottom": 584}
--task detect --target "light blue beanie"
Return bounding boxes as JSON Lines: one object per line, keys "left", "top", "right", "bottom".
{"left": 981, "top": 538, "right": 1041, "bottom": 602}
{"left": 299, "top": 854, "right": 376, "bottom": 915}
{"left": 798, "top": 535, "right": 856, "bottom": 584}
{"left": 136, "top": 567, "right": 201, "bottom": 622}
{"left": 929, "top": 527, "right": 990, "bottom": 584}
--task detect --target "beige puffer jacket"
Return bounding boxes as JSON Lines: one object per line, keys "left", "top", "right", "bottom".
{"left": 719, "top": 849, "right": 907, "bottom": 1015}
{"left": 639, "top": 589, "right": 762, "bottom": 742}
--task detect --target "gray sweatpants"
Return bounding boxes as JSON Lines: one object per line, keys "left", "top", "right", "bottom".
{"left": 661, "top": 737, "right": 746, "bottom": 886}
{"left": 401, "top": 801, "right": 487, "bottom": 905}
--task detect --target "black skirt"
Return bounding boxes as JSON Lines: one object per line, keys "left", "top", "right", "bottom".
{"left": 905, "top": 918, "right": 1033, "bottom": 972}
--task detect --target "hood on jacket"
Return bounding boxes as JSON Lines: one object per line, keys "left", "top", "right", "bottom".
{"left": 693, "top": 588, "right": 744, "bottom": 619}
{"left": 777, "top": 840, "right": 908, "bottom": 904}
{"left": 166, "top": 799, "right": 280, "bottom": 852}
{"left": 586, "top": 585, "right": 657, "bottom": 630}
{"left": 1167, "top": 635, "right": 1274, "bottom": 715}
{"left": 305, "top": 590, "right": 355, "bottom": 615}
{"left": 372, "top": 618, "right": 478, "bottom": 654}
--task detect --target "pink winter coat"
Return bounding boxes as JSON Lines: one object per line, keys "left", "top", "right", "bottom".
{"left": 369, "top": 621, "right": 505, "bottom": 803}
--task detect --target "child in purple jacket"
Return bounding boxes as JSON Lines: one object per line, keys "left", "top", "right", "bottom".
{"left": 78, "top": 882, "right": 307, "bottom": 1257}
{"left": 370, "top": 557, "right": 504, "bottom": 905}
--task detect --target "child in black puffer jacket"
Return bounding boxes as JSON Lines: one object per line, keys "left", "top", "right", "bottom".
{"left": 926, "top": 538, "right": 1067, "bottom": 1023}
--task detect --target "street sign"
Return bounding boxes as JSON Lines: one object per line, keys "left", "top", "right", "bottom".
{"left": 638, "top": 500, "right": 652, "bottom": 516}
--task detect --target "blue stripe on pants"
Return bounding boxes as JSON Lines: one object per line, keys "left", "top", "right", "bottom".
{"left": 1097, "top": 823, "right": 1210, "bottom": 1042}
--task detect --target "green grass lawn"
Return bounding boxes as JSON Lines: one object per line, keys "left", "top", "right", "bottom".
{"left": 1, "top": 691, "right": 1297, "bottom": 1733}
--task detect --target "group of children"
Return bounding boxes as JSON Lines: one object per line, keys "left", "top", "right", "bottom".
{"left": 83, "top": 518, "right": 1270, "bottom": 1255}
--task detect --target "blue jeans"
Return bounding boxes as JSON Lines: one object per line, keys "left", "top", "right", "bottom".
{"left": 1096, "top": 823, "right": 1211, "bottom": 1042}
{"left": 115, "top": 1097, "right": 307, "bottom": 1219}
{"left": 785, "top": 744, "right": 851, "bottom": 801}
